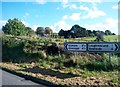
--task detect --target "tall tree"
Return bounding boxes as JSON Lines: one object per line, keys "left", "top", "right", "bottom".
{"left": 95, "top": 33, "right": 104, "bottom": 42}
{"left": 87, "top": 30, "right": 92, "bottom": 37}
{"left": 93, "top": 30, "right": 98, "bottom": 36}
{"left": 2, "top": 18, "right": 26, "bottom": 36}
{"left": 58, "top": 29, "right": 65, "bottom": 36}
{"left": 36, "top": 27, "right": 44, "bottom": 36}
{"left": 45, "top": 27, "right": 53, "bottom": 36}
{"left": 105, "top": 30, "right": 112, "bottom": 35}
{"left": 71, "top": 24, "right": 87, "bottom": 37}
{"left": 25, "top": 27, "right": 35, "bottom": 36}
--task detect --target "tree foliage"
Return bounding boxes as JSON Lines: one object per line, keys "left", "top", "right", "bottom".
{"left": 58, "top": 24, "right": 93, "bottom": 38}
{"left": 36, "top": 27, "right": 45, "bottom": 36}
{"left": 58, "top": 24, "right": 115, "bottom": 38}
{"left": 71, "top": 25, "right": 88, "bottom": 37}
{"left": 25, "top": 27, "right": 36, "bottom": 36}
{"left": 95, "top": 33, "right": 104, "bottom": 42}
{"left": 2, "top": 18, "right": 26, "bottom": 36}
{"left": 2, "top": 18, "right": 115, "bottom": 38}
{"left": 105, "top": 30, "right": 112, "bottom": 35}
{"left": 45, "top": 27, "right": 53, "bottom": 35}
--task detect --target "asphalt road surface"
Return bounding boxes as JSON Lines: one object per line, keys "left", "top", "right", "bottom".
{"left": 1, "top": 69, "right": 47, "bottom": 86}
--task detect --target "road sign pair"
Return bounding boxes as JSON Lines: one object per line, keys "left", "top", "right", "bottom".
{"left": 64, "top": 42, "right": 120, "bottom": 53}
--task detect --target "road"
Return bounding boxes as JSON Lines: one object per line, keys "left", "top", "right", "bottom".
{"left": 1, "top": 69, "right": 47, "bottom": 86}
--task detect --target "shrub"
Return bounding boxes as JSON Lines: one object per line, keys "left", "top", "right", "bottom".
{"left": 85, "top": 60, "right": 119, "bottom": 71}
{"left": 46, "top": 43, "right": 59, "bottom": 55}
{"left": 38, "top": 51, "right": 47, "bottom": 59}
{"left": 2, "top": 35, "right": 26, "bottom": 62}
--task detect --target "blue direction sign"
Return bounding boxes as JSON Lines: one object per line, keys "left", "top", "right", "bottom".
{"left": 88, "top": 42, "right": 119, "bottom": 53}
{"left": 64, "top": 42, "right": 120, "bottom": 53}
{"left": 64, "top": 42, "right": 87, "bottom": 52}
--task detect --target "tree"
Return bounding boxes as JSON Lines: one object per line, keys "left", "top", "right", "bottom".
{"left": 105, "top": 30, "right": 112, "bottom": 35}
{"left": 71, "top": 24, "right": 87, "bottom": 37}
{"left": 90, "top": 33, "right": 95, "bottom": 37}
{"left": 93, "top": 30, "right": 98, "bottom": 36}
{"left": 71, "top": 25, "right": 81, "bottom": 37}
{"left": 58, "top": 24, "right": 115, "bottom": 38}
{"left": 95, "top": 33, "right": 104, "bottom": 42}
{"left": 58, "top": 29, "right": 65, "bottom": 36}
{"left": 36, "top": 27, "right": 44, "bottom": 36}
{"left": 52, "top": 33, "right": 58, "bottom": 38}
{"left": 45, "top": 27, "right": 53, "bottom": 37}
{"left": 25, "top": 27, "right": 35, "bottom": 36}
{"left": 87, "top": 30, "right": 92, "bottom": 37}
{"left": 70, "top": 30, "right": 75, "bottom": 38}
{"left": 58, "top": 29, "right": 72, "bottom": 38}
{"left": 100, "top": 31, "right": 105, "bottom": 35}
{"left": 2, "top": 18, "right": 26, "bottom": 36}
{"left": 112, "top": 33, "right": 116, "bottom": 35}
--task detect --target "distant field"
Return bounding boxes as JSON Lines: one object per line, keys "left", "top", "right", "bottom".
{"left": 60, "top": 35, "right": 118, "bottom": 43}
{"left": 104, "top": 35, "right": 118, "bottom": 42}
{"left": 2, "top": 34, "right": 118, "bottom": 42}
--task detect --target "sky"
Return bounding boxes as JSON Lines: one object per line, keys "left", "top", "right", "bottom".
{"left": 1, "top": 0, "right": 119, "bottom": 34}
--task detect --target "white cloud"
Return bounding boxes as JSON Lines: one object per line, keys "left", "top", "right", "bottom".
{"left": 61, "top": 0, "right": 70, "bottom": 8}
{"left": 57, "top": 0, "right": 69, "bottom": 10}
{"left": 80, "top": 5, "right": 89, "bottom": 11}
{"left": 21, "top": 19, "right": 30, "bottom": 27}
{"left": 62, "top": 15, "right": 68, "bottom": 20}
{"left": 82, "top": 5, "right": 106, "bottom": 19}
{"left": 83, "top": 18, "right": 118, "bottom": 34}
{"left": 112, "top": 5, "right": 118, "bottom": 9}
{"left": 83, "top": 10, "right": 106, "bottom": 19}
{"left": 36, "top": 0, "right": 46, "bottom": 4}
{"left": 77, "top": 0, "right": 101, "bottom": 3}
{"left": 60, "top": 0, "right": 101, "bottom": 10}
{"left": 0, "top": 20, "right": 7, "bottom": 29}
{"left": 32, "top": 25, "right": 41, "bottom": 31}
{"left": 50, "top": 20, "right": 71, "bottom": 33}
{"left": 61, "top": 0, "right": 69, "bottom": 8}
{"left": 62, "top": 0, "right": 69, "bottom": 4}
{"left": 70, "top": 13, "right": 81, "bottom": 21}
{"left": 60, "top": 2, "right": 106, "bottom": 19}
{"left": 69, "top": 4, "right": 78, "bottom": 9}
{"left": 62, "top": 13, "right": 81, "bottom": 21}
{"left": 62, "top": 3, "right": 69, "bottom": 8}
{"left": 105, "top": 18, "right": 118, "bottom": 29}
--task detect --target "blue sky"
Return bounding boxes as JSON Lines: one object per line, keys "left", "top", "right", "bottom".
{"left": 1, "top": 0, "right": 119, "bottom": 34}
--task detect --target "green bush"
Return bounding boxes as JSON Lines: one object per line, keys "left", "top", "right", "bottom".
{"left": 2, "top": 35, "right": 25, "bottom": 62}
{"left": 2, "top": 35, "right": 45, "bottom": 62}
{"left": 85, "top": 61, "right": 119, "bottom": 71}
{"left": 38, "top": 51, "right": 47, "bottom": 59}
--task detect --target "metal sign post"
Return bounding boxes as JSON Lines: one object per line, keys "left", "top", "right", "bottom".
{"left": 109, "top": 53, "right": 111, "bottom": 63}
